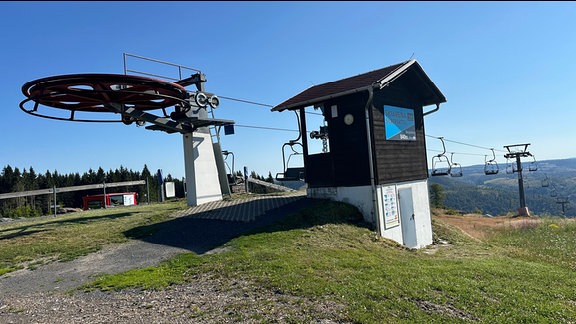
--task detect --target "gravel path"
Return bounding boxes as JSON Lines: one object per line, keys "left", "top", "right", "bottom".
{"left": 1, "top": 240, "right": 191, "bottom": 297}
{"left": 1, "top": 196, "right": 351, "bottom": 323}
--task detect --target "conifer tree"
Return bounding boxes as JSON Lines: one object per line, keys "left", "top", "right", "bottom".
{"left": 429, "top": 183, "right": 446, "bottom": 209}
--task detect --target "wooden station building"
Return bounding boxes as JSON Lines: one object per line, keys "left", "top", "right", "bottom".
{"left": 272, "top": 59, "right": 446, "bottom": 248}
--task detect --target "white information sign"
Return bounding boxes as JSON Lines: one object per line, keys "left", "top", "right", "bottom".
{"left": 123, "top": 194, "right": 135, "bottom": 206}
{"left": 382, "top": 185, "right": 400, "bottom": 229}
{"left": 165, "top": 182, "right": 176, "bottom": 198}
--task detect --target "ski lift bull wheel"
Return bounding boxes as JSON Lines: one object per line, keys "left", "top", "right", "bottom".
{"left": 19, "top": 73, "right": 188, "bottom": 123}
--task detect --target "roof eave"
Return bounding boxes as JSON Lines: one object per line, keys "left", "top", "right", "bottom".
{"left": 379, "top": 59, "right": 447, "bottom": 106}
{"left": 271, "top": 85, "right": 376, "bottom": 112}
{"left": 272, "top": 59, "right": 446, "bottom": 111}
{"left": 376, "top": 59, "right": 416, "bottom": 89}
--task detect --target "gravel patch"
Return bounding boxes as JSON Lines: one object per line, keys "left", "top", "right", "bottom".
{"left": 1, "top": 240, "right": 191, "bottom": 297}
{"left": 1, "top": 274, "right": 350, "bottom": 323}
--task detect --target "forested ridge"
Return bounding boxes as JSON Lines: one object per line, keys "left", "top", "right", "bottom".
{"left": 428, "top": 158, "right": 576, "bottom": 217}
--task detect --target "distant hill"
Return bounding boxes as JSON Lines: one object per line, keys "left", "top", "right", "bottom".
{"left": 273, "top": 158, "right": 576, "bottom": 217}
{"left": 428, "top": 158, "right": 576, "bottom": 217}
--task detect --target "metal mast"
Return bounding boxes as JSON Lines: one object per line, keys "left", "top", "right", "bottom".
{"left": 503, "top": 143, "right": 532, "bottom": 216}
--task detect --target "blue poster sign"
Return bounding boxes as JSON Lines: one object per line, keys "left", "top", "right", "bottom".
{"left": 157, "top": 169, "right": 164, "bottom": 185}
{"left": 384, "top": 105, "right": 416, "bottom": 141}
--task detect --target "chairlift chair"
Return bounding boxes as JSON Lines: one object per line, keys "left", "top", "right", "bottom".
{"left": 529, "top": 155, "right": 538, "bottom": 172}
{"left": 449, "top": 153, "right": 463, "bottom": 177}
{"left": 541, "top": 173, "right": 550, "bottom": 188}
{"left": 275, "top": 140, "right": 305, "bottom": 181}
{"left": 505, "top": 158, "right": 515, "bottom": 174}
{"left": 431, "top": 137, "right": 451, "bottom": 176}
{"left": 484, "top": 161, "right": 499, "bottom": 175}
{"left": 222, "top": 150, "right": 239, "bottom": 185}
{"left": 549, "top": 184, "right": 558, "bottom": 198}
{"left": 431, "top": 155, "right": 451, "bottom": 176}
{"left": 484, "top": 149, "right": 499, "bottom": 175}
{"left": 276, "top": 111, "right": 306, "bottom": 182}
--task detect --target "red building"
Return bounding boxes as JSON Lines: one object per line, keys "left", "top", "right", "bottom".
{"left": 83, "top": 192, "right": 138, "bottom": 210}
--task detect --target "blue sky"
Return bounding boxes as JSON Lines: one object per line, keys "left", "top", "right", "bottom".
{"left": 1, "top": 1, "right": 576, "bottom": 179}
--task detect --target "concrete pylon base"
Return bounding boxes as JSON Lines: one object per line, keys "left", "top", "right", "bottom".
{"left": 518, "top": 207, "right": 531, "bottom": 217}
{"left": 183, "top": 131, "right": 223, "bottom": 206}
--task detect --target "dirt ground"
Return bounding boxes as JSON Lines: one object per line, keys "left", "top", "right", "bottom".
{"left": 433, "top": 210, "right": 541, "bottom": 240}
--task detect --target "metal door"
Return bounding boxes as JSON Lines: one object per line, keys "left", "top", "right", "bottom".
{"left": 399, "top": 188, "right": 417, "bottom": 248}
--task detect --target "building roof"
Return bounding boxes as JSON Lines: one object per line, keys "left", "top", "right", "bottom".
{"left": 272, "top": 59, "right": 446, "bottom": 112}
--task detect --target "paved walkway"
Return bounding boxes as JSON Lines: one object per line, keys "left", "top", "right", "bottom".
{"left": 171, "top": 191, "right": 307, "bottom": 222}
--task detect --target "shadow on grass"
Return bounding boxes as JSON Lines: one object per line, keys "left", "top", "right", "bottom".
{"left": 125, "top": 197, "right": 369, "bottom": 255}
{"left": 0, "top": 212, "right": 135, "bottom": 241}
{"left": 0, "top": 229, "right": 48, "bottom": 241}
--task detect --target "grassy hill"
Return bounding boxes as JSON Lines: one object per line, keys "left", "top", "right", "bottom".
{"left": 2, "top": 197, "right": 575, "bottom": 322}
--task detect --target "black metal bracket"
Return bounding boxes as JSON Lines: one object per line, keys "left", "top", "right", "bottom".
{"left": 176, "top": 73, "right": 207, "bottom": 91}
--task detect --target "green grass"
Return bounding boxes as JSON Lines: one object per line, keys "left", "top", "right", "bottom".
{"left": 3, "top": 197, "right": 576, "bottom": 322}
{"left": 82, "top": 200, "right": 576, "bottom": 322}
{"left": 488, "top": 217, "right": 576, "bottom": 269}
{"left": 85, "top": 253, "right": 203, "bottom": 291}
{"left": 0, "top": 200, "right": 187, "bottom": 272}
{"left": 195, "top": 211, "right": 576, "bottom": 322}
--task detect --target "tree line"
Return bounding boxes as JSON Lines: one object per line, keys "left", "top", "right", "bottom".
{"left": 0, "top": 164, "right": 282, "bottom": 218}
{"left": 0, "top": 164, "right": 183, "bottom": 218}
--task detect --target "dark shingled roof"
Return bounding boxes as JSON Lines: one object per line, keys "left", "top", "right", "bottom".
{"left": 272, "top": 60, "right": 445, "bottom": 112}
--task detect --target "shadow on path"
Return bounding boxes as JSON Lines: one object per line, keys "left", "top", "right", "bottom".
{"left": 127, "top": 196, "right": 316, "bottom": 254}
